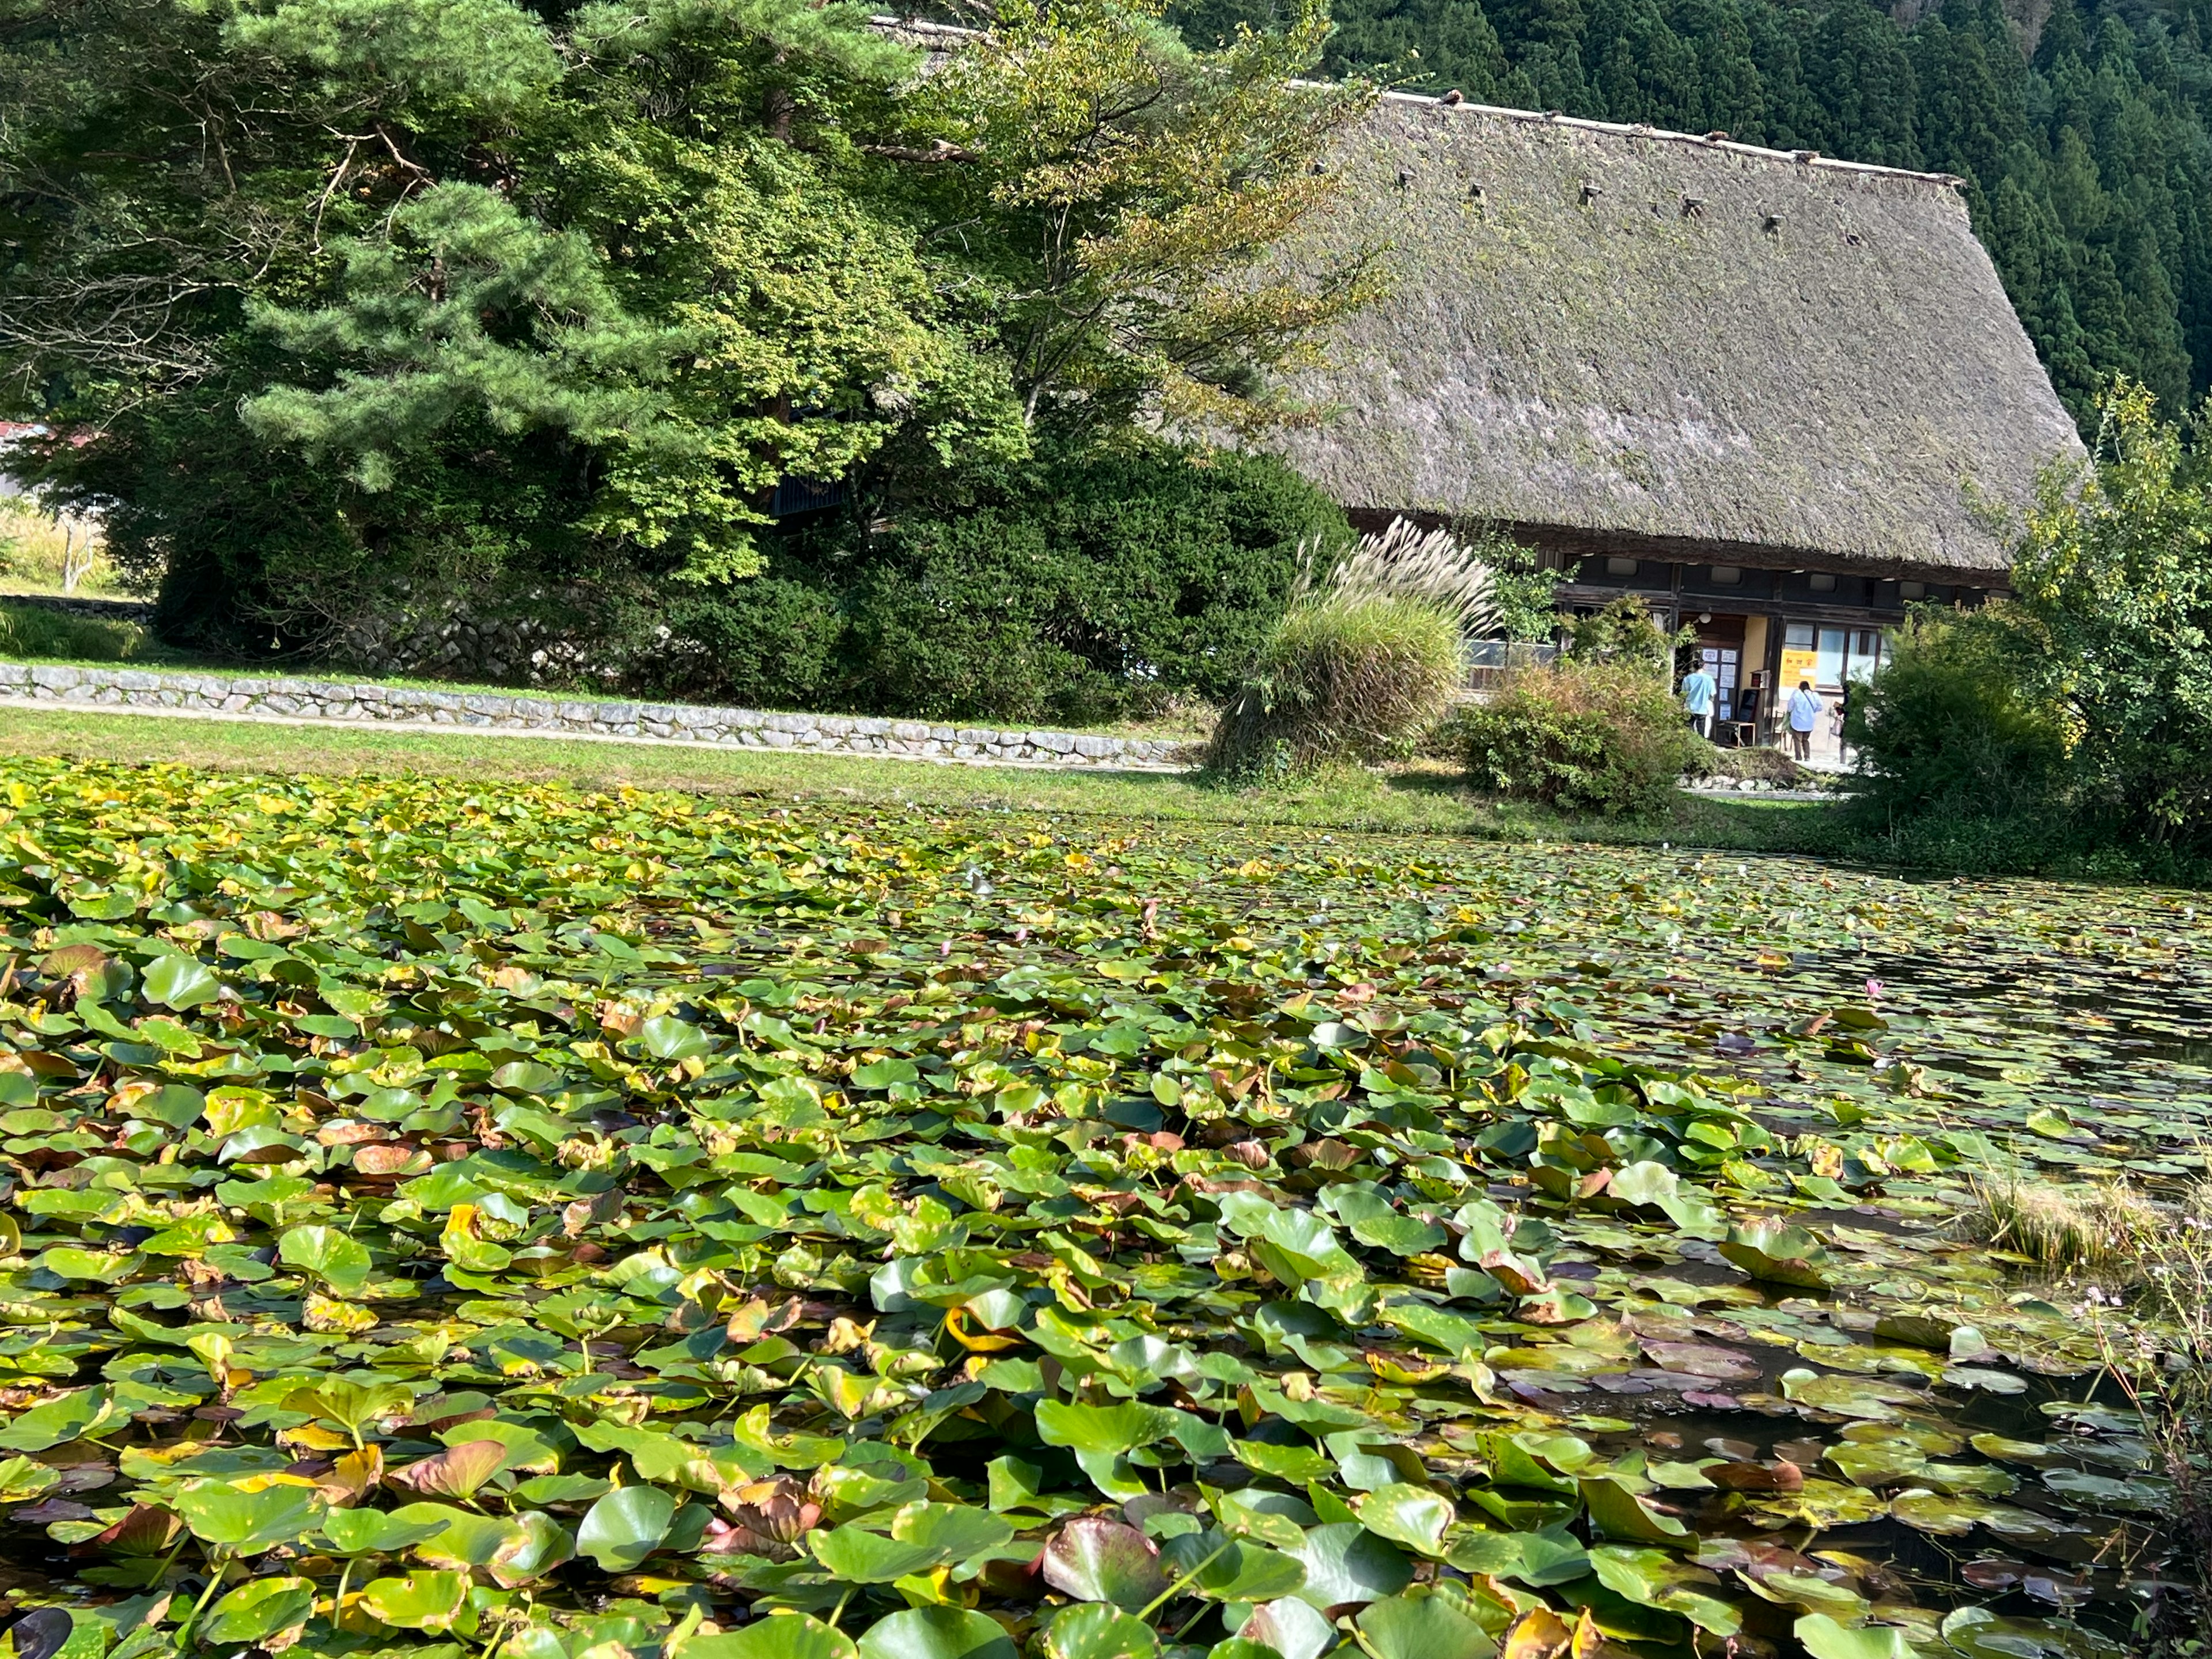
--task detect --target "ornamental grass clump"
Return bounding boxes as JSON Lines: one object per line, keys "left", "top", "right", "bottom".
{"left": 0, "top": 599, "right": 142, "bottom": 662}
{"left": 1204, "top": 518, "right": 1494, "bottom": 779}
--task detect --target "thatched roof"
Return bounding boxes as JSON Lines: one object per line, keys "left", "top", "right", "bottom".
{"left": 1267, "top": 96, "right": 2083, "bottom": 579}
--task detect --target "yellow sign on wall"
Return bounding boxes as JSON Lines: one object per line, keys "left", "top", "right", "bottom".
{"left": 1778, "top": 647, "right": 1822, "bottom": 691}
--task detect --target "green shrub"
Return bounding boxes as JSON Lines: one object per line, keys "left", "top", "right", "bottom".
{"left": 1836, "top": 383, "right": 2212, "bottom": 876}
{"left": 1204, "top": 593, "right": 1465, "bottom": 778}
{"left": 1842, "top": 609, "right": 2069, "bottom": 831}
{"left": 2003, "top": 382, "right": 2212, "bottom": 852}
{"left": 1563, "top": 594, "right": 1689, "bottom": 669}
{"left": 1460, "top": 660, "right": 1705, "bottom": 817}
{"left": 1482, "top": 534, "right": 1568, "bottom": 643}
{"left": 634, "top": 576, "right": 846, "bottom": 711}
{"left": 836, "top": 510, "right": 1120, "bottom": 724}
{"left": 0, "top": 600, "right": 143, "bottom": 662}
{"left": 626, "top": 436, "right": 1345, "bottom": 724}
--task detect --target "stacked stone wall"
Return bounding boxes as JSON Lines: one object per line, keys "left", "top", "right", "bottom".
{"left": 0, "top": 663, "right": 1188, "bottom": 770}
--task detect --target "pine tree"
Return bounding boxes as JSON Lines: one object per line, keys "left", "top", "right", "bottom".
{"left": 1745, "top": 2, "right": 1824, "bottom": 148}
{"left": 1806, "top": 0, "right": 1922, "bottom": 167}
{"left": 1487, "top": 0, "right": 1600, "bottom": 107}
{"left": 1321, "top": 0, "right": 1524, "bottom": 97}
{"left": 1583, "top": 0, "right": 1704, "bottom": 127}
{"left": 1910, "top": 0, "right": 2028, "bottom": 184}
{"left": 1669, "top": 0, "right": 1770, "bottom": 139}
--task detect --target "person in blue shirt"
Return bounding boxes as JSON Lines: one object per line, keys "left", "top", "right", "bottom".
{"left": 1787, "top": 679, "right": 1824, "bottom": 761}
{"left": 1679, "top": 661, "right": 1717, "bottom": 739}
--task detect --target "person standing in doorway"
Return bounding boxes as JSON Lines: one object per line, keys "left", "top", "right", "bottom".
{"left": 1787, "top": 679, "right": 1823, "bottom": 761}
{"left": 1679, "top": 659, "right": 1717, "bottom": 740}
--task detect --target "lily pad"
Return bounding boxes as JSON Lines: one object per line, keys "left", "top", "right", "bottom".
{"left": 1938, "top": 1608, "right": 2126, "bottom": 1658}
{"left": 1236, "top": 1599, "right": 1335, "bottom": 1659}
{"left": 357, "top": 1569, "right": 471, "bottom": 1633}
{"left": 857, "top": 1609, "right": 1018, "bottom": 1659}
{"left": 1353, "top": 1483, "right": 1454, "bottom": 1556}
{"left": 1719, "top": 1221, "right": 1832, "bottom": 1289}
{"left": 1043, "top": 1518, "right": 1172, "bottom": 1611}
{"left": 1354, "top": 1593, "right": 1494, "bottom": 1659}
{"left": 1794, "top": 1615, "right": 1914, "bottom": 1659}
{"left": 1284, "top": 1523, "right": 1414, "bottom": 1612}
{"left": 1041, "top": 1604, "right": 1161, "bottom": 1659}
{"left": 576, "top": 1484, "right": 675, "bottom": 1572}
{"left": 203, "top": 1578, "right": 316, "bottom": 1645}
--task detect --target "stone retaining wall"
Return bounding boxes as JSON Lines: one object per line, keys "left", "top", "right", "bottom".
{"left": 3, "top": 594, "right": 154, "bottom": 623}
{"left": 0, "top": 662, "right": 1190, "bottom": 770}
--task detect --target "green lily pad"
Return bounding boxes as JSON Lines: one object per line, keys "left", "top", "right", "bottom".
{"left": 1043, "top": 1518, "right": 1171, "bottom": 1611}
{"left": 1161, "top": 1533, "right": 1308, "bottom": 1603}
{"left": 1353, "top": 1592, "right": 1493, "bottom": 1659}
{"left": 576, "top": 1484, "right": 676, "bottom": 1572}
{"left": 142, "top": 955, "right": 219, "bottom": 1010}
{"left": 1578, "top": 1476, "right": 1688, "bottom": 1543}
{"left": 694, "top": 1615, "right": 861, "bottom": 1659}
{"left": 321, "top": 1508, "right": 453, "bottom": 1556}
{"left": 1040, "top": 1604, "right": 1161, "bottom": 1659}
{"left": 1284, "top": 1523, "right": 1414, "bottom": 1611}
{"left": 357, "top": 1569, "right": 471, "bottom": 1632}
{"left": 202, "top": 1577, "right": 316, "bottom": 1644}
{"left": 171, "top": 1480, "right": 321, "bottom": 1552}
{"left": 1779, "top": 1369, "right": 1930, "bottom": 1421}
{"left": 856, "top": 1608, "right": 1018, "bottom": 1659}
{"left": 1353, "top": 1483, "right": 1454, "bottom": 1556}
{"left": 810, "top": 1525, "right": 946, "bottom": 1584}
{"left": 1938, "top": 1608, "right": 2126, "bottom": 1658}
{"left": 278, "top": 1224, "right": 373, "bottom": 1293}
{"left": 1718, "top": 1221, "right": 1832, "bottom": 1288}
{"left": 1237, "top": 1599, "right": 1335, "bottom": 1659}
{"left": 1793, "top": 1615, "right": 1914, "bottom": 1659}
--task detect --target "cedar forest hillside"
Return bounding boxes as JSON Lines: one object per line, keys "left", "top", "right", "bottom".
{"left": 1171, "top": 0, "right": 2212, "bottom": 432}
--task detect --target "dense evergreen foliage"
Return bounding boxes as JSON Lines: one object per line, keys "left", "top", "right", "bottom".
{"left": 0, "top": 0, "right": 1368, "bottom": 676}
{"left": 646, "top": 436, "right": 1350, "bottom": 722}
{"left": 1175, "top": 0, "right": 2212, "bottom": 431}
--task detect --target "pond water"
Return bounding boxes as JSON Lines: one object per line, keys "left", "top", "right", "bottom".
{"left": 1, "top": 767, "right": 2206, "bottom": 1659}
{"left": 807, "top": 831, "right": 2212, "bottom": 1655}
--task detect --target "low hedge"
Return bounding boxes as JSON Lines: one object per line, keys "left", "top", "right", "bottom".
{"left": 1459, "top": 661, "right": 1706, "bottom": 817}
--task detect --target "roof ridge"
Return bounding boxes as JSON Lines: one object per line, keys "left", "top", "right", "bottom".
{"left": 869, "top": 26, "right": 1964, "bottom": 188}
{"left": 1373, "top": 90, "right": 1967, "bottom": 189}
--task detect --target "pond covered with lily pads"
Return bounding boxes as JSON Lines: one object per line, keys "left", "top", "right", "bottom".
{"left": 0, "top": 759, "right": 2201, "bottom": 1659}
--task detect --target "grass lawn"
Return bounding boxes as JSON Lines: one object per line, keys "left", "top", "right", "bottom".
{"left": 0, "top": 702, "right": 1846, "bottom": 853}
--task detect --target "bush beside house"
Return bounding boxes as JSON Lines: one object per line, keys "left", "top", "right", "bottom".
{"left": 1847, "top": 382, "right": 2212, "bottom": 877}
{"left": 1459, "top": 659, "right": 1706, "bottom": 817}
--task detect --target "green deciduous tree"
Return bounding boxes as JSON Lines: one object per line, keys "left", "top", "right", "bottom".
{"left": 2007, "top": 381, "right": 2212, "bottom": 843}
{"left": 0, "top": 0, "right": 1016, "bottom": 646}
{"left": 1849, "top": 381, "right": 2212, "bottom": 869}
{"left": 911, "top": 0, "right": 1377, "bottom": 434}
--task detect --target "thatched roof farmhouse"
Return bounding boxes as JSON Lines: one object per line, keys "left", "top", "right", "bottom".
{"left": 1267, "top": 95, "right": 2084, "bottom": 741}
